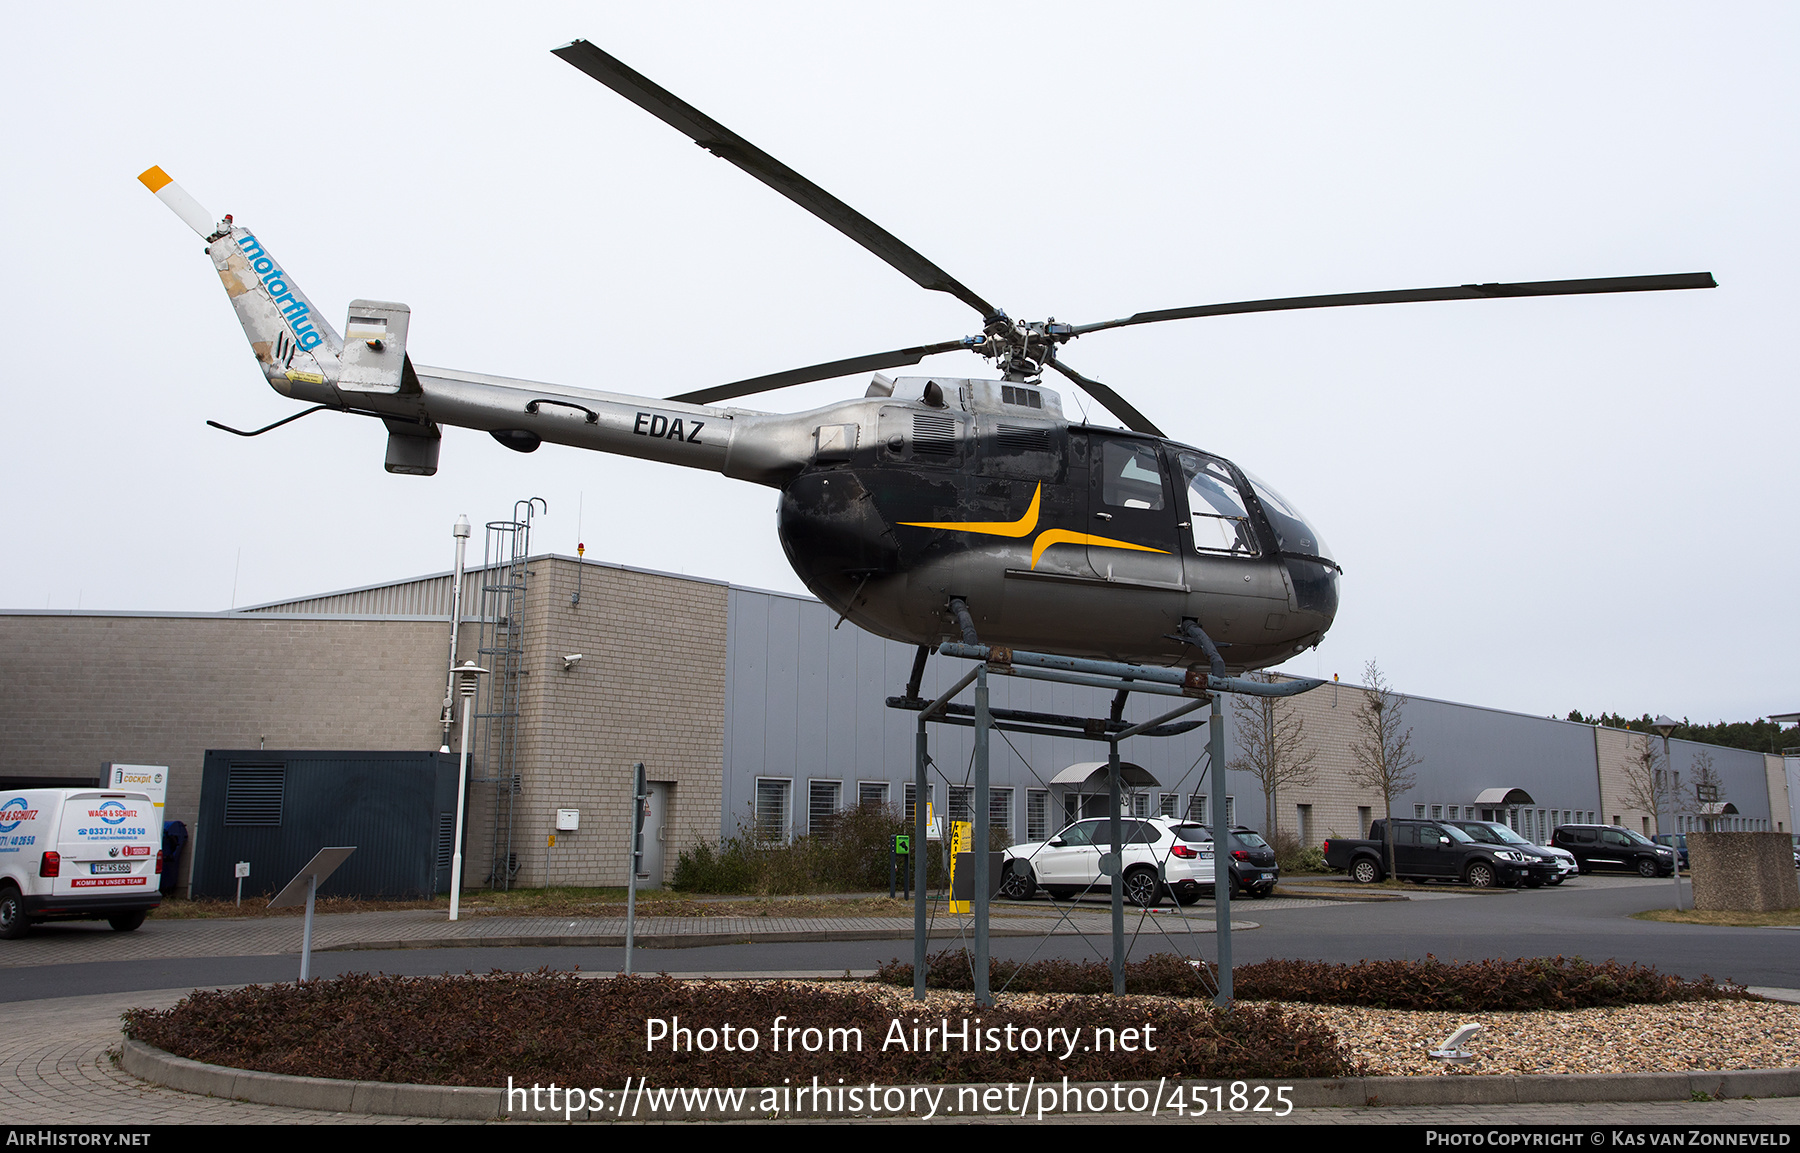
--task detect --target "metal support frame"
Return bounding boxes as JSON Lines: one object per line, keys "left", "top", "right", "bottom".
{"left": 896, "top": 638, "right": 1310, "bottom": 1005}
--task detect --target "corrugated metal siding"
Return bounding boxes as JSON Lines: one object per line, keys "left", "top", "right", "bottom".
{"left": 241, "top": 570, "right": 482, "bottom": 619}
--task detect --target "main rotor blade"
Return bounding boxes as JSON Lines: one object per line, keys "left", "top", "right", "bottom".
{"left": 669, "top": 339, "right": 972, "bottom": 405}
{"left": 1045, "top": 357, "right": 1166, "bottom": 438}
{"left": 554, "top": 40, "right": 999, "bottom": 322}
{"left": 1066, "top": 272, "right": 1718, "bottom": 337}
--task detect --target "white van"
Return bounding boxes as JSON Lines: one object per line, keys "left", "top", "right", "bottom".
{"left": 0, "top": 789, "right": 163, "bottom": 938}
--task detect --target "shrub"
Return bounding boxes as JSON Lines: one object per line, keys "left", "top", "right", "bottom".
{"left": 124, "top": 971, "right": 1358, "bottom": 1084}
{"left": 876, "top": 951, "right": 1753, "bottom": 1009}
{"left": 1270, "top": 831, "right": 1327, "bottom": 874}
{"left": 674, "top": 803, "right": 1011, "bottom": 894}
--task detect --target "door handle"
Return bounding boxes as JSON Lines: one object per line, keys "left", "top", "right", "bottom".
{"left": 1093, "top": 512, "right": 1113, "bottom": 521}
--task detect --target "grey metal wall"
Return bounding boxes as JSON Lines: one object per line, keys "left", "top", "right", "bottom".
{"left": 1393, "top": 694, "right": 1605, "bottom": 814}
{"left": 192, "top": 750, "right": 460, "bottom": 900}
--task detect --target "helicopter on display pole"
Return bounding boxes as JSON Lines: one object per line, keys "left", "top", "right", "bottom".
{"left": 142, "top": 39, "right": 1715, "bottom": 675}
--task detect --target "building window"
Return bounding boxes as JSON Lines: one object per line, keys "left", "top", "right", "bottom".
{"left": 1358, "top": 807, "right": 1372, "bottom": 837}
{"left": 1131, "top": 793, "right": 1150, "bottom": 818}
{"left": 1226, "top": 796, "right": 1235, "bottom": 827}
{"left": 1430, "top": 805, "right": 1442, "bottom": 820}
{"left": 1414, "top": 805, "right": 1427, "bottom": 819}
{"left": 1027, "top": 790, "right": 1049, "bottom": 841}
{"left": 989, "top": 788, "right": 1013, "bottom": 838}
{"left": 948, "top": 786, "right": 973, "bottom": 824}
{"left": 858, "top": 781, "right": 890, "bottom": 809}
{"left": 904, "top": 782, "right": 934, "bottom": 827}
{"left": 1159, "top": 793, "right": 1178, "bottom": 818}
{"left": 808, "top": 780, "right": 842, "bottom": 836}
{"left": 755, "top": 778, "right": 791, "bottom": 843}
{"left": 1296, "top": 804, "right": 1313, "bottom": 845}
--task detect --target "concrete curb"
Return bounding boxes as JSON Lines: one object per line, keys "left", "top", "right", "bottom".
{"left": 120, "top": 1038, "right": 1800, "bottom": 1120}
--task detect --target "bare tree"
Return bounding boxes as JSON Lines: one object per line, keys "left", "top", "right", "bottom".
{"left": 1619, "top": 734, "right": 1665, "bottom": 825}
{"left": 1685, "top": 748, "right": 1726, "bottom": 831}
{"left": 1227, "top": 672, "right": 1320, "bottom": 840}
{"left": 1346, "top": 660, "right": 1421, "bottom": 880}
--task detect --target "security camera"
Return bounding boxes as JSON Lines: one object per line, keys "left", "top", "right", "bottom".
{"left": 562, "top": 654, "right": 584, "bottom": 671}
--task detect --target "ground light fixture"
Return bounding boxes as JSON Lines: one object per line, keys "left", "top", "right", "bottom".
{"left": 449, "top": 660, "right": 489, "bottom": 922}
{"left": 1430, "top": 1023, "right": 1482, "bottom": 1065}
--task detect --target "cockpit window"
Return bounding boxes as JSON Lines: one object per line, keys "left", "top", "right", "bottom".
{"left": 1177, "top": 452, "right": 1260, "bottom": 557}
{"left": 1241, "top": 469, "right": 1334, "bottom": 564}
{"left": 1100, "top": 440, "right": 1166, "bottom": 510}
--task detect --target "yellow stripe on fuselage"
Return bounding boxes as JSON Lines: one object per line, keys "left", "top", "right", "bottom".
{"left": 899, "top": 484, "right": 1171, "bottom": 569}
{"left": 899, "top": 484, "right": 1042, "bottom": 537}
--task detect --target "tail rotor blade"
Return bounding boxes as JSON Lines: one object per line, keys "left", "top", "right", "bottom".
{"left": 138, "top": 166, "right": 218, "bottom": 238}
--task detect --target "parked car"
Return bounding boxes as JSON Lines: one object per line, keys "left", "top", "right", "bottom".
{"left": 1000, "top": 816, "right": 1214, "bottom": 907}
{"left": 1550, "top": 824, "right": 1677, "bottom": 876}
{"left": 1651, "top": 833, "right": 1689, "bottom": 869}
{"left": 1323, "top": 818, "right": 1558, "bottom": 888}
{"left": 1204, "top": 825, "right": 1281, "bottom": 898}
{"left": 1446, "top": 820, "right": 1575, "bottom": 885}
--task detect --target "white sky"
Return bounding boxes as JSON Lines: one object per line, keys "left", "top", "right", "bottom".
{"left": 4, "top": 3, "right": 1794, "bottom": 725}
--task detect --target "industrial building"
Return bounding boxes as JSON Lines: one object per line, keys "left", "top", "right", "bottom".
{"left": 3, "top": 544, "right": 1791, "bottom": 897}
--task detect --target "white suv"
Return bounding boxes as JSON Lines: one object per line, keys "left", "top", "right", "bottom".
{"left": 999, "top": 816, "right": 1216, "bottom": 907}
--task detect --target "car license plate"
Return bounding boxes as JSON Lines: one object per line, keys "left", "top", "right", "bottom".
{"left": 1260, "top": 872, "right": 1273, "bottom": 880}
{"left": 91, "top": 862, "right": 132, "bottom": 875}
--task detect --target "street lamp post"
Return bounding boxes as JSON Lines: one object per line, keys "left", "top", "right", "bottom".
{"left": 448, "top": 660, "right": 489, "bottom": 922}
{"left": 1651, "top": 714, "right": 1683, "bottom": 911}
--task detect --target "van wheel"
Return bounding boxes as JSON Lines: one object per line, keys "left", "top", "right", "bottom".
{"left": 1637, "top": 858, "right": 1659, "bottom": 878}
{"left": 107, "top": 911, "right": 146, "bottom": 933}
{"left": 0, "top": 886, "right": 26, "bottom": 940}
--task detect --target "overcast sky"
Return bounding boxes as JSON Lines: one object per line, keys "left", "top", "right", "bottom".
{"left": 4, "top": 3, "right": 1794, "bottom": 725}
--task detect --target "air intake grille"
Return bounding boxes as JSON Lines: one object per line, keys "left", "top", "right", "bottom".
{"left": 995, "top": 424, "right": 1051, "bottom": 453}
{"left": 224, "top": 763, "right": 285, "bottom": 827}
{"left": 436, "top": 811, "right": 455, "bottom": 871}
{"left": 1001, "top": 385, "right": 1043, "bottom": 409}
{"left": 911, "top": 413, "right": 957, "bottom": 457}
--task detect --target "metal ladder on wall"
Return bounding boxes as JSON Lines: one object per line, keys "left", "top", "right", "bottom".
{"left": 474, "top": 497, "right": 544, "bottom": 890}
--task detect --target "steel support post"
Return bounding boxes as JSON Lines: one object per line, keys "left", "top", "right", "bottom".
{"left": 1109, "top": 740, "right": 1125, "bottom": 996}
{"left": 299, "top": 875, "right": 317, "bottom": 982}
{"left": 913, "top": 716, "right": 928, "bottom": 1001}
{"left": 974, "top": 665, "right": 991, "bottom": 1007}
{"left": 1210, "top": 692, "right": 1232, "bottom": 1006}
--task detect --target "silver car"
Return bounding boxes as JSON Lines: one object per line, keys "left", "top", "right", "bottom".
{"left": 999, "top": 816, "right": 1216, "bottom": 907}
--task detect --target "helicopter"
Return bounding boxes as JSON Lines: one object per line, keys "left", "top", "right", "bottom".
{"left": 141, "top": 39, "right": 1715, "bottom": 673}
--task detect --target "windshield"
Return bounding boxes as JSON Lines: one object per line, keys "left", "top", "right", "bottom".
{"left": 1241, "top": 468, "right": 1335, "bottom": 565}
{"left": 1624, "top": 829, "right": 1658, "bottom": 847}
{"left": 1438, "top": 824, "right": 1474, "bottom": 843}
{"left": 1483, "top": 823, "right": 1531, "bottom": 845}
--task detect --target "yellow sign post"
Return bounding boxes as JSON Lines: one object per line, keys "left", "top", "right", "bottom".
{"left": 948, "top": 820, "right": 972, "bottom": 913}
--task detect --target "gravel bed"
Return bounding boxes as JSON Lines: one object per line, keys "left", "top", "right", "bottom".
{"left": 1286, "top": 1000, "right": 1800, "bottom": 1077}
{"left": 838, "top": 983, "right": 1800, "bottom": 1077}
